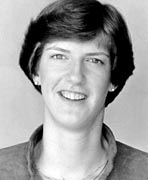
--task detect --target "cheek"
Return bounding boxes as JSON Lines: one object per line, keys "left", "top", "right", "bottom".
{"left": 90, "top": 71, "right": 111, "bottom": 91}
{"left": 88, "top": 74, "right": 111, "bottom": 107}
{"left": 39, "top": 68, "right": 64, "bottom": 98}
{"left": 39, "top": 60, "right": 67, "bottom": 81}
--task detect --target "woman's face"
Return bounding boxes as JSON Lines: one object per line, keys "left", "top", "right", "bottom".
{"left": 36, "top": 35, "right": 113, "bottom": 131}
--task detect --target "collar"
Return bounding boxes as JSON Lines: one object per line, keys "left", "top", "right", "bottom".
{"left": 27, "top": 124, "right": 117, "bottom": 180}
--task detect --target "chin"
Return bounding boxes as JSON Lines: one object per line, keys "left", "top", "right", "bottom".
{"left": 54, "top": 113, "right": 90, "bottom": 130}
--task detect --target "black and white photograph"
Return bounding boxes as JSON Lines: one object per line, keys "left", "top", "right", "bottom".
{"left": 0, "top": 0, "right": 148, "bottom": 179}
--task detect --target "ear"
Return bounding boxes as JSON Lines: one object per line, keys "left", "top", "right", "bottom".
{"left": 108, "top": 83, "right": 117, "bottom": 92}
{"left": 33, "top": 74, "right": 41, "bottom": 86}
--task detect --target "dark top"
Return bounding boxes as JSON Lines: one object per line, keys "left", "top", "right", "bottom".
{"left": 0, "top": 124, "right": 148, "bottom": 180}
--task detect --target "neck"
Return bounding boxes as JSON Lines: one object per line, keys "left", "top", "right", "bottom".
{"left": 36, "top": 110, "right": 108, "bottom": 180}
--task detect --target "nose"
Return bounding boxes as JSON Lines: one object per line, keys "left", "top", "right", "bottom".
{"left": 67, "top": 61, "right": 86, "bottom": 85}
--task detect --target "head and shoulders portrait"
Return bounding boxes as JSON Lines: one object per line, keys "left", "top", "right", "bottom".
{"left": 0, "top": 0, "right": 148, "bottom": 179}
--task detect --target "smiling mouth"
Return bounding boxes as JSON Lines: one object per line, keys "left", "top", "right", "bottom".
{"left": 59, "top": 90, "right": 87, "bottom": 101}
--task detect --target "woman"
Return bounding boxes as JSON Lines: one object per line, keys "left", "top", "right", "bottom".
{"left": 0, "top": 0, "right": 148, "bottom": 179}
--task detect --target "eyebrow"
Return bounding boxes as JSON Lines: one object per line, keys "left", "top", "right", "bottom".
{"left": 46, "top": 47, "right": 71, "bottom": 53}
{"left": 46, "top": 47, "right": 110, "bottom": 57}
{"left": 85, "top": 52, "right": 110, "bottom": 58}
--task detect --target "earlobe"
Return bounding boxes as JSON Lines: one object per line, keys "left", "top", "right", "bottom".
{"left": 109, "top": 84, "right": 117, "bottom": 92}
{"left": 33, "top": 74, "right": 41, "bottom": 86}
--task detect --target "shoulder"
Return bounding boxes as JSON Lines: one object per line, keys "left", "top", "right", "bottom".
{"left": 109, "top": 141, "right": 148, "bottom": 179}
{"left": 116, "top": 141, "right": 148, "bottom": 157}
{"left": 116, "top": 141, "right": 148, "bottom": 165}
{"left": 0, "top": 142, "right": 30, "bottom": 179}
{"left": 0, "top": 142, "right": 28, "bottom": 164}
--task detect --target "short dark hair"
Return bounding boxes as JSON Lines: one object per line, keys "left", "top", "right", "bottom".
{"left": 19, "top": 0, "right": 135, "bottom": 106}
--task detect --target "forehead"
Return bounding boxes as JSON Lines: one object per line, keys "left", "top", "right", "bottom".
{"left": 43, "top": 34, "right": 113, "bottom": 53}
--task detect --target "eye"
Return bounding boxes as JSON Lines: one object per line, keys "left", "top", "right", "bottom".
{"left": 51, "top": 54, "right": 67, "bottom": 60}
{"left": 86, "top": 58, "right": 104, "bottom": 65}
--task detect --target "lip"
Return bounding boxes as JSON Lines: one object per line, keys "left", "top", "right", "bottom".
{"left": 58, "top": 90, "right": 88, "bottom": 101}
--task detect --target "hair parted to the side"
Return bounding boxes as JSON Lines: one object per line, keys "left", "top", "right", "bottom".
{"left": 19, "top": 0, "right": 135, "bottom": 106}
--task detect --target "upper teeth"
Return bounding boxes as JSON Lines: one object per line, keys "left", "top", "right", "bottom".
{"left": 60, "top": 91, "right": 86, "bottom": 101}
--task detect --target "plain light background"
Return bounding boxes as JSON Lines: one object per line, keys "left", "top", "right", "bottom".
{"left": 0, "top": 0, "right": 148, "bottom": 152}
